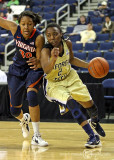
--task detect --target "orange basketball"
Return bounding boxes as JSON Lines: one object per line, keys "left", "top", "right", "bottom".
{"left": 88, "top": 57, "right": 109, "bottom": 78}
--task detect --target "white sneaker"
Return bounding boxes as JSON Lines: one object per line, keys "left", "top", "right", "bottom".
{"left": 31, "top": 134, "right": 48, "bottom": 147}
{"left": 20, "top": 113, "right": 30, "bottom": 138}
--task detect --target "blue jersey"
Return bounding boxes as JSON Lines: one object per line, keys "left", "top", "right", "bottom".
{"left": 8, "top": 25, "right": 42, "bottom": 77}
{"left": 13, "top": 25, "right": 41, "bottom": 68}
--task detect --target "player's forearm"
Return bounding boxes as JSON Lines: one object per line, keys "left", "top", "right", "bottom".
{"left": 70, "top": 57, "right": 89, "bottom": 68}
{"left": 0, "top": 17, "right": 17, "bottom": 33}
{"left": 0, "top": 17, "right": 12, "bottom": 30}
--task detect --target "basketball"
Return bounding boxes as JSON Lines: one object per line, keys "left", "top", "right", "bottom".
{"left": 88, "top": 57, "right": 109, "bottom": 78}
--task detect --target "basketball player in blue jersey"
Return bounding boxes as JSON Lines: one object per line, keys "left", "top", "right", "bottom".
{"left": 41, "top": 23, "right": 106, "bottom": 148}
{"left": 0, "top": 11, "right": 48, "bottom": 147}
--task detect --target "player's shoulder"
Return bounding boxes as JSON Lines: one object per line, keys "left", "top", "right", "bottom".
{"left": 43, "top": 43, "right": 53, "bottom": 50}
{"left": 64, "top": 39, "right": 72, "bottom": 49}
{"left": 14, "top": 25, "right": 21, "bottom": 38}
{"left": 36, "top": 33, "right": 44, "bottom": 41}
{"left": 41, "top": 43, "right": 53, "bottom": 56}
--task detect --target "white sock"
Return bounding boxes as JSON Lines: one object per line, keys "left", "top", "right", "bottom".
{"left": 32, "top": 122, "right": 40, "bottom": 136}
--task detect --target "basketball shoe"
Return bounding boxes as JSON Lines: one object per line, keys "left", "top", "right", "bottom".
{"left": 85, "top": 134, "right": 102, "bottom": 148}
{"left": 89, "top": 119, "right": 106, "bottom": 137}
{"left": 20, "top": 113, "right": 30, "bottom": 138}
{"left": 31, "top": 133, "right": 48, "bottom": 147}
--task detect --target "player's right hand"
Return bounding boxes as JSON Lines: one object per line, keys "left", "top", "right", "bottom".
{"left": 51, "top": 48, "right": 59, "bottom": 60}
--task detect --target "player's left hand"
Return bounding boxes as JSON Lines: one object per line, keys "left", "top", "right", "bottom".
{"left": 27, "top": 57, "right": 39, "bottom": 70}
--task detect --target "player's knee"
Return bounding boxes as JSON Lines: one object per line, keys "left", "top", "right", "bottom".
{"left": 74, "top": 110, "right": 80, "bottom": 117}
{"left": 67, "top": 99, "right": 86, "bottom": 124}
{"left": 67, "top": 99, "right": 81, "bottom": 118}
{"left": 72, "top": 109, "right": 86, "bottom": 124}
{"left": 27, "top": 91, "right": 38, "bottom": 107}
{"left": 10, "top": 106, "right": 21, "bottom": 117}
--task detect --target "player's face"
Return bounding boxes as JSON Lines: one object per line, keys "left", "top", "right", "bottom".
{"left": 19, "top": 16, "right": 35, "bottom": 40}
{"left": 46, "top": 27, "right": 62, "bottom": 47}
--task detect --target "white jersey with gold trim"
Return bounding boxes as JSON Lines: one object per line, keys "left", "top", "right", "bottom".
{"left": 44, "top": 40, "right": 71, "bottom": 82}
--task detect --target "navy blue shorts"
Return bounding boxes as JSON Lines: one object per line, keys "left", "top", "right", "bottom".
{"left": 7, "top": 65, "right": 43, "bottom": 106}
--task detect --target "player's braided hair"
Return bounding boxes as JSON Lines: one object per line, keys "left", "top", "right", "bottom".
{"left": 18, "top": 10, "right": 41, "bottom": 25}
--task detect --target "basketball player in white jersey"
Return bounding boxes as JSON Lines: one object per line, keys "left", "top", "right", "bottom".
{"left": 40, "top": 23, "right": 106, "bottom": 148}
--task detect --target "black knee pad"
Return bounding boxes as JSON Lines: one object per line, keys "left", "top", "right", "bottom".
{"left": 10, "top": 106, "right": 21, "bottom": 117}
{"left": 27, "top": 91, "right": 38, "bottom": 107}
{"left": 67, "top": 99, "right": 86, "bottom": 124}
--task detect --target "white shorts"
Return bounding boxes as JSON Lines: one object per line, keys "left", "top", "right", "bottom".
{"left": 44, "top": 68, "right": 92, "bottom": 105}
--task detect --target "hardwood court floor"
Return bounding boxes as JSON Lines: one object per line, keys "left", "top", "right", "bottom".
{"left": 0, "top": 122, "right": 114, "bottom": 160}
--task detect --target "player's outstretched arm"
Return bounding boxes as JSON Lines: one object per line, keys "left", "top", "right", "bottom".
{"left": 0, "top": 17, "right": 17, "bottom": 36}
{"left": 66, "top": 40, "right": 89, "bottom": 68}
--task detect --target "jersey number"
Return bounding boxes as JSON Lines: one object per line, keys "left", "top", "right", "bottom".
{"left": 20, "top": 49, "right": 32, "bottom": 58}
{"left": 58, "top": 68, "right": 62, "bottom": 76}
